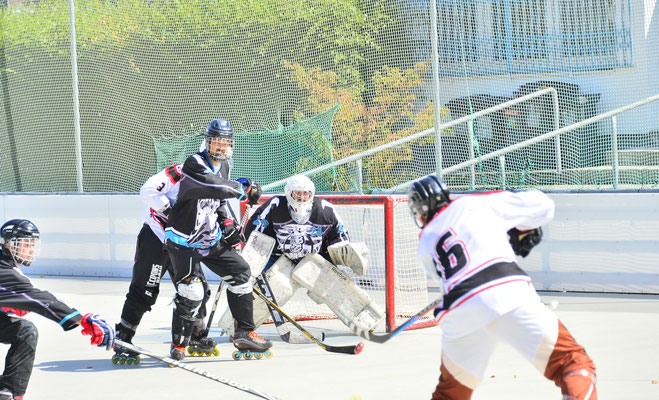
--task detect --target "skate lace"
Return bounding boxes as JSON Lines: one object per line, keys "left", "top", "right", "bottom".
{"left": 248, "top": 331, "right": 264, "bottom": 342}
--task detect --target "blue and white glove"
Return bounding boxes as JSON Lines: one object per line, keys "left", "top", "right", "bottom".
{"left": 80, "top": 313, "right": 116, "bottom": 350}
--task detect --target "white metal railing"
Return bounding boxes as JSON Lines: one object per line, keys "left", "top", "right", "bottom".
{"left": 262, "top": 88, "right": 560, "bottom": 192}
{"left": 390, "top": 93, "right": 659, "bottom": 191}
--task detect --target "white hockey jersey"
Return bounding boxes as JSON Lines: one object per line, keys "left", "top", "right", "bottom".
{"left": 139, "top": 164, "right": 182, "bottom": 242}
{"left": 417, "top": 189, "right": 554, "bottom": 338}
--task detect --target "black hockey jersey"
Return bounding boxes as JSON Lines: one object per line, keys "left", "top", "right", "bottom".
{"left": 0, "top": 251, "right": 81, "bottom": 330}
{"left": 244, "top": 196, "right": 350, "bottom": 262}
{"left": 164, "top": 151, "right": 246, "bottom": 249}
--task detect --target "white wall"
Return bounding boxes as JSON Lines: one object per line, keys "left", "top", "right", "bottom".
{"left": 1, "top": 192, "right": 658, "bottom": 293}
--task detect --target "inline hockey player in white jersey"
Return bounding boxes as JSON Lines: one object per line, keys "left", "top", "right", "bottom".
{"left": 218, "top": 174, "right": 384, "bottom": 337}
{"left": 408, "top": 175, "right": 597, "bottom": 400}
{"left": 164, "top": 119, "right": 271, "bottom": 361}
{"left": 112, "top": 162, "right": 187, "bottom": 364}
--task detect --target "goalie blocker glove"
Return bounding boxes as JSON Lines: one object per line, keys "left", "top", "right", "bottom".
{"left": 508, "top": 227, "right": 543, "bottom": 258}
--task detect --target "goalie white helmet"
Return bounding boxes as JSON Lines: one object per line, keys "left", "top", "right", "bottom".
{"left": 285, "top": 175, "right": 315, "bottom": 224}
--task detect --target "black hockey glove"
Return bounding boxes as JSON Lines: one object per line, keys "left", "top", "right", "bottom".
{"left": 237, "top": 178, "right": 262, "bottom": 206}
{"left": 222, "top": 219, "right": 245, "bottom": 249}
{"left": 508, "top": 227, "right": 543, "bottom": 258}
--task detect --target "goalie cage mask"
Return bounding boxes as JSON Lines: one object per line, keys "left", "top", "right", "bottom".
{"left": 0, "top": 219, "right": 41, "bottom": 267}
{"left": 285, "top": 175, "right": 316, "bottom": 224}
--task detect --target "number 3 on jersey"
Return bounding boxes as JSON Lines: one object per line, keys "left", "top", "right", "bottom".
{"left": 433, "top": 228, "right": 469, "bottom": 280}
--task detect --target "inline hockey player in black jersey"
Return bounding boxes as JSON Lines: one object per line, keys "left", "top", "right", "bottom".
{"left": 0, "top": 219, "right": 115, "bottom": 400}
{"left": 164, "top": 119, "right": 272, "bottom": 361}
{"left": 218, "top": 174, "right": 383, "bottom": 337}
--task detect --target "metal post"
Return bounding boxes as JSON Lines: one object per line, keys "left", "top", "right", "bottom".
{"left": 68, "top": 0, "right": 84, "bottom": 191}
{"left": 551, "top": 90, "right": 562, "bottom": 174}
{"left": 468, "top": 119, "right": 475, "bottom": 189}
{"left": 1, "top": 0, "right": 23, "bottom": 191}
{"left": 611, "top": 116, "right": 619, "bottom": 189}
{"left": 499, "top": 155, "right": 506, "bottom": 190}
{"left": 429, "top": 0, "right": 443, "bottom": 175}
{"left": 356, "top": 159, "right": 363, "bottom": 194}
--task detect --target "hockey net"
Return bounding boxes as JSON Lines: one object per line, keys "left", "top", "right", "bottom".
{"left": 242, "top": 195, "right": 438, "bottom": 333}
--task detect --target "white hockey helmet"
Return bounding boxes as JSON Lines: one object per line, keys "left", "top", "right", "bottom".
{"left": 285, "top": 175, "right": 315, "bottom": 224}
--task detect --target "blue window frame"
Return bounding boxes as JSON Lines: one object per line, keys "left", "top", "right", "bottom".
{"left": 405, "top": 0, "right": 633, "bottom": 76}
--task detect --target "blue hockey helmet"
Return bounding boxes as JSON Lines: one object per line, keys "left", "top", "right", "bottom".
{"left": 204, "top": 119, "right": 234, "bottom": 161}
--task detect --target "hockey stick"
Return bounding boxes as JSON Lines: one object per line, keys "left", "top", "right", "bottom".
{"left": 252, "top": 287, "right": 364, "bottom": 355}
{"left": 254, "top": 275, "right": 318, "bottom": 344}
{"left": 228, "top": 203, "right": 314, "bottom": 344}
{"left": 350, "top": 296, "right": 443, "bottom": 344}
{"left": 114, "top": 339, "right": 283, "bottom": 400}
{"left": 201, "top": 280, "right": 224, "bottom": 337}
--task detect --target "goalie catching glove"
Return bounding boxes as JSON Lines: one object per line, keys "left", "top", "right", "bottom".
{"left": 328, "top": 242, "right": 369, "bottom": 276}
{"left": 508, "top": 227, "right": 543, "bottom": 258}
{"left": 80, "top": 313, "right": 115, "bottom": 350}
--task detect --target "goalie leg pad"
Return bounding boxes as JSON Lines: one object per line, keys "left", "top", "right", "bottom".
{"left": 218, "top": 255, "right": 300, "bottom": 336}
{"left": 328, "top": 241, "right": 369, "bottom": 276}
{"left": 291, "top": 254, "right": 384, "bottom": 332}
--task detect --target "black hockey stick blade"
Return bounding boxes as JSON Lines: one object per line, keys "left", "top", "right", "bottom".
{"left": 252, "top": 287, "right": 364, "bottom": 355}
{"left": 351, "top": 296, "right": 443, "bottom": 344}
{"left": 114, "top": 339, "right": 283, "bottom": 400}
{"left": 255, "top": 275, "right": 317, "bottom": 345}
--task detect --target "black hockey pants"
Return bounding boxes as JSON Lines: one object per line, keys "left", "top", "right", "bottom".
{"left": 167, "top": 241, "right": 254, "bottom": 339}
{"left": 0, "top": 314, "right": 38, "bottom": 397}
{"left": 119, "top": 225, "right": 175, "bottom": 331}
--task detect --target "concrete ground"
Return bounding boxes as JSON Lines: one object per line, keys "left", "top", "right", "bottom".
{"left": 13, "top": 276, "right": 659, "bottom": 400}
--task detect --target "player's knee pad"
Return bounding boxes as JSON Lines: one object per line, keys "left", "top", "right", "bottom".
{"left": 15, "top": 319, "right": 38, "bottom": 351}
{"left": 291, "top": 253, "right": 384, "bottom": 332}
{"left": 560, "top": 369, "right": 597, "bottom": 400}
{"left": 174, "top": 278, "right": 205, "bottom": 321}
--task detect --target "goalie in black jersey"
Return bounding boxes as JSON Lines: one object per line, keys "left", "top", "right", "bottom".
{"left": 218, "top": 175, "right": 384, "bottom": 336}
{"left": 0, "top": 219, "right": 114, "bottom": 400}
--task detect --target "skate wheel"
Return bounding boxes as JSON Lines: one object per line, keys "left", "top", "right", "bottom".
{"left": 264, "top": 350, "right": 273, "bottom": 358}
{"left": 212, "top": 347, "right": 220, "bottom": 356}
{"left": 232, "top": 350, "right": 242, "bottom": 360}
{"left": 126, "top": 358, "right": 134, "bottom": 365}
{"left": 187, "top": 348, "right": 194, "bottom": 356}
{"left": 118, "top": 358, "right": 126, "bottom": 365}
{"left": 244, "top": 352, "right": 253, "bottom": 360}
{"left": 111, "top": 355, "right": 120, "bottom": 364}
{"left": 254, "top": 352, "right": 263, "bottom": 360}
{"left": 134, "top": 356, "right": 141, "bottom": 364}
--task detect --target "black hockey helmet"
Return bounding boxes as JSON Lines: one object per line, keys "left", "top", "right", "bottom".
{"left": 0, "top": 219, "right": 41, "bottom": 266}
{"left": 407, "top": 175, "right": 451, "bottom": 228}
{"left": 204, "top": 119, "right": 234, "bottom": 161}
